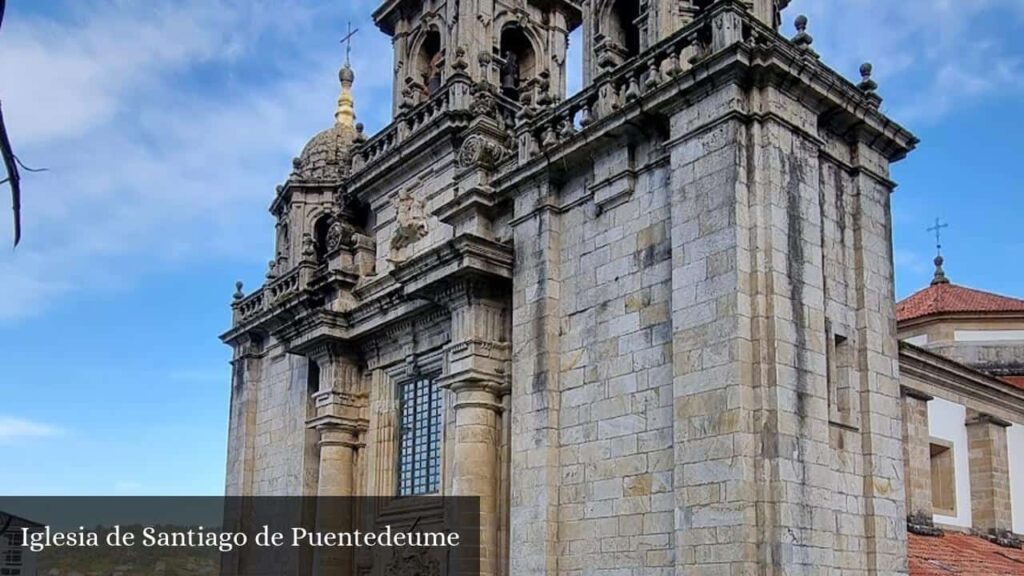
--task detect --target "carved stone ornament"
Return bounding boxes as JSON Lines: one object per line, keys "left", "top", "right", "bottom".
{"left": 388, "top": 189, "right": 428, "bottom": 263}
{"left": 469, "top": 80, "right": 498, "bottom": 118}
{"left": 385, "top": 547, "right": 440, "bottom": 576}
{"left": 457, "top": 134, "right": 508, "bottom": 170}
{"left": 326, "top": 219, "right": 355, "bottom": 252}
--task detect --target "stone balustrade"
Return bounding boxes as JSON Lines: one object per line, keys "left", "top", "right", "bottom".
{"left": 351, "top": 75, "right": 489, "bottom": 174}
{"left": 231, "top": 262, "right": 318, "bottom": 325}
{"left": 514, "top": 6, "right": 720, "bottom": 163}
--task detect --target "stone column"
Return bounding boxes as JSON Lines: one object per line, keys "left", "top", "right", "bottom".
{"left": 439, "top": 283, "right": 509, "bottom": 576}
{"left": 901, "top": 388, "right": 940, "bottom": 534}
{"left": 965, "top": 410, "right": 1015, "bottom": 540}
{"left": 306, "top": 344, "right": 366, "bottom": 576}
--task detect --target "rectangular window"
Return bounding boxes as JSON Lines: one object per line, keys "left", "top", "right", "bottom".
{"left": 2, "top": 548, "right": 21, "bottom": 568}
{"left": 397, "top": 378, "right": 442, "bottom": 496}
{"left": 930, "top": 439, "right": 957, "bottom": 517}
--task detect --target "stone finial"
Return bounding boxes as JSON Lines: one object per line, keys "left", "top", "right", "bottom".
{"left": 354, "top": 122, "right": 367, "bottom": 143}
{"left": 335, "top": 63, "right": 356, "bottom": 128}
{"left": 266, "top": 259, "right": 277, "bottom": 280}
{"left": 931, "top": 255, "right": 950, "bottom": 285}
{"left": 452, "top": 45, "right": 469, "bottom": 72}
{"left": 233, "top": 281, "right": 244, "bottom": 301}
{"left": 792, "top": 15, "right": 814, "bottom": 51}
{"left": 302, "top": 232, "right": 316, "bottom": 258}
{"left": 858, "top": 63, "right": 878, "bottom": 94}
{"left": 858, "top": 62, "right": 882, "bottom": 108}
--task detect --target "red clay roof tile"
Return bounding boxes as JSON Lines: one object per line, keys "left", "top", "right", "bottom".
{"left": 896, "top": 282, "right": 1024, "bottom": 323}
{"left": 1001, "top": 376, "right": 1024, "bottom": 391}
{"left": 909, "top": 532, "right": 1024, "bottom": 576}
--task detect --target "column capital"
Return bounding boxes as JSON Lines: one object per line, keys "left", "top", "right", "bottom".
{"left": 966, "top": 410, "right": 1012, "bottom": 428}
{"left": 309, "top": 417, "right": 365, "bottom": 448}
{"left": 900, "top": 385, "right": 934, "bottom": 402}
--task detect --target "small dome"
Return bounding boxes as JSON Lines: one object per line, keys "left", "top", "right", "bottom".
{"left": 290, "top": 61, "right": 360, "bottom": 183}
{"left": 295, "top": 123, "right": 356, "bottom": 182}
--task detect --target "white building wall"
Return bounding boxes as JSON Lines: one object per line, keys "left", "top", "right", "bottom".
{"left": 1009, "top": 424, "right": 1024, "bottom": 534}
{"left": 928, "top": 398, "right": 973, "bottom": 528}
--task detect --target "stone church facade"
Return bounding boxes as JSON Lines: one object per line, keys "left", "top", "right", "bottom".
{"left": 220, "top": 1, "right": 928, "bottom": 574}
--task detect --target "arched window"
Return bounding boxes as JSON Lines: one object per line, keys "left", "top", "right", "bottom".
{"left": 415, "top": 30, "right": 444, "bottom": 95}
{"left": 596, "top": 0, "right": 642, "bottom": 71}
{"left": 313, "top": 215, "right": 331, "bottom": 263}
{"left": 499, "top": 25, "right": 536, "bottom": 101}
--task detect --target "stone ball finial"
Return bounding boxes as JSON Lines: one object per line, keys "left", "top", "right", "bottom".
{"left": 233, "top": 281, "right": 244, "bottom": 301}
{"left": 339, "top": 64, "right": 354, "bottom": 84}
{"left": 931, "top": 255, "right": 950, "bottom": 285}
{"left": 858, "top": 62, "right": 879, "bottom": 94}
{"left": 792, "top": 15, "right": 814, "bottom": 51}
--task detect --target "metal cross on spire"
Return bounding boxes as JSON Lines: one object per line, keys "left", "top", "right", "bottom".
{"left": 927, "top": 217, "right": 949, "bottom": 257}
{"left": 340, "top": 21, "right": 359, "bottom": 67}
{"left": 927, "top": 217, "right": 951, "bottom": 285}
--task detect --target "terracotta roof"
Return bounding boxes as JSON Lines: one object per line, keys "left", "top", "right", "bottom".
{"left": 896, "top": 282, "right": 1024, "bottom": 323}
{"left": 1001, "top": 376, "right": 1024, "bottom": 391}
{"left": 909, "top": 532, "right": 1024, "bottom": 575}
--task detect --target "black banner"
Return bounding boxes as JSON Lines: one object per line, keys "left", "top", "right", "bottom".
{"left": 0, "top": 496, "right": 480, "bottom": 576}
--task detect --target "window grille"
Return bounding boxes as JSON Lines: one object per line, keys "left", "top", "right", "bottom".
{"left": 397, "top": 377, "right": 442, "bottom": 496}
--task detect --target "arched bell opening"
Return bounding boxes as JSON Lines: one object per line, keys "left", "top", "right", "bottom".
{"left": 312, "top": 215, "right": 332, "bottom": 263}
{"left": 499, "top": 24, "right": 537, "bottom": 102}
{"left": 595, "top": 0, "right": 642, "bottom": 71}
{"left": 415, "top": 29, "right": 444, "bottom": 96}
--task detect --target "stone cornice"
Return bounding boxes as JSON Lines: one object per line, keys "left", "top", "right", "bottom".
{"left": 898, "top": 310, "right": 1024, "bottom": 332}
{"left": 388, "top": 234, "right": 514, "bottom": 298}
{"left": 899, "top": 341, "right": 1024, "bottom": 423}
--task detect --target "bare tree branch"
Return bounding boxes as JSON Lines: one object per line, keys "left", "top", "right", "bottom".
{"left": 1, "top": 0, "right": 37, "bottom": 248}
{"left": 0, "top": 101, "right": 21, "bottom": 247}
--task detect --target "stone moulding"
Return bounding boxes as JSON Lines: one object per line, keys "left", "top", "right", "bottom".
{"left": 226, "top": 234, "right": 512, "bottom": 355}
{"left": 899, "top": 341, "right": 1024, "bottom": 423}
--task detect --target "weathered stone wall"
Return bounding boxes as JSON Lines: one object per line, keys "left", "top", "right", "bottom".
{"left": 557, "top": 139, "right": 676, "bottom": 573}
{"left": 507, "top": 76, "right": 907, "bottom": 574}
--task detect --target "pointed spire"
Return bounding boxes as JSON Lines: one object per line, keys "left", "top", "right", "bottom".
{"left": 931, "top": 255, "right": 950, "bottom": 285}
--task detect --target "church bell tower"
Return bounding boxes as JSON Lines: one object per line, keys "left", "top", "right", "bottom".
{"left": 373, "top": 0, "right": 583, "bottom": 116}
{"left": 580, "top": 0, "right": 788, "bottom": 85}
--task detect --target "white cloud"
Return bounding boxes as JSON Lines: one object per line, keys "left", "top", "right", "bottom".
{"left": 785, "top": 0, "right": 1024, "bottom": 123}
{"left": 1, "top": 0, "right": 1017, "bottom": 322}
{"left": 0, "top": 416, "right": 63, "bottom": 443}
{"left": 0, "top": 0, "right": 395, "bottom": 321}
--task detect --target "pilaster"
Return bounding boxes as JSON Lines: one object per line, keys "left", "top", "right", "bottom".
{"left": 438, "top": 282, "right": 510, "bottom": 576}
{"left": 305, "top": 344, "right": 365, "bottom": 576}
{"left": 965, "top": 410, "right": 1017, "bottom": 542}
{"left": 901, "top": 388, "right": 940, "bottom": 535}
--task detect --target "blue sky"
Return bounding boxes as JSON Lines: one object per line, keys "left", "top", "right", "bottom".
{"left": 0, "top": 0, "right": 1022, "bottom": 495}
